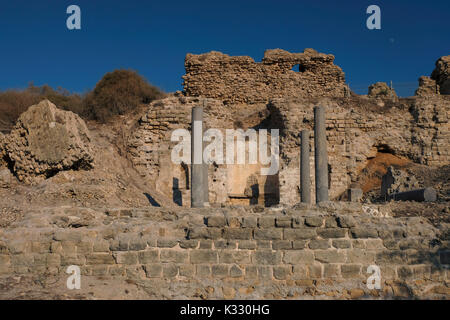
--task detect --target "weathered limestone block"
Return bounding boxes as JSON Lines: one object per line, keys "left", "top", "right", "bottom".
{"left": 190, "top": 250, "right": 217, "bottom": 264}
{"left": 2, "top": 100, "right": 94, "bottom": 184}
{"left": 0, "top": 168, "right": 12, "bottom": 188}
{"left": 348, "top": 188, "right": 363, "bottom": 202}
{"left": 253, "top": 250, "right": 282, "bottom": 265}
{"left": 254, "top": 229, "right": 283, "bottom": 240}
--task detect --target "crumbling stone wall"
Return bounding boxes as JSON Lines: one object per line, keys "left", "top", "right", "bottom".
{"left": 127, "top": 95, "right": 237, "bottom": 207}
{"left": 127, "top": 95, "right": 449, "bottom": 207}
{"left": 381, "top": 167, "right": 420, "bottom": 197}
{"left": 127, "top": 94, "right": 282, "bottom": 207}
{"left": 415, "top": 76, "right": 439, "bottom": 97}
{"left": 368, "top": 82, "right": 398, "bottom": 101}
{"left": 129, "top": 50, "right": 450, "bottom": 207}
{"left": 431, "top": 56, "right": 450, "bottom": 95}
{"left": 0, "top": 204, "right": 448, "bottom": 299}
{"left": 183, "top": 49, "right": 349, "bottom": 105}
{"left": 270, "top": 97, "right": 450, "bottom": 205}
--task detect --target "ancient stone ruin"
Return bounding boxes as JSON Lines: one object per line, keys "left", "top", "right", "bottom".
{"left": 0, "top": 49, "right": 449, "bottom": 300}
{"left": 183, "top": 49, "right": 349, "bottom": 105}
{"left": 368, "top": 82, "right": 398, "bottom": 101}
{"left": 128, "top": 50, "right": 449, "bottom": 208}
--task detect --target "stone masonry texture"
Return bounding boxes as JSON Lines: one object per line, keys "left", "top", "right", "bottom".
{"left": 126, "top": 50, "right": 449, "bottom": 207}
{"left": 0, "top": 204, "right": 448, "bottom": 299}
{"left": 183, "top": 49, "right": 349, "bottom": 105}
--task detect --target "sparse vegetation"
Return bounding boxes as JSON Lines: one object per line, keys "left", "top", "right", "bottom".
{"left": 0, "top": 83, "right": 84, "bottom": 132}
{"left": 82, "top": 70, "right": 164, "bottom": 122}
{"left": 0, "top": 70, "right": 164, "bottom": 130}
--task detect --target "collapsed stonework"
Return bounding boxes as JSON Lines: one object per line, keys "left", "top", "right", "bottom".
{"left": 431, "top": 55, "right": 450, "bottom": 95}
{"left": 2, "top": 100, "right": 94, "bottom": 184}
{"left": 272, "top": 97, "right": 449, "bottom": 205}
{"left": 415, "top": 76, "right": 439, "bottom": 97}
{"left": 183, "top": 49, "right": 349, "bottom": 105}
{"left": 416, "top": 55, "right": 450, "bottom": 96}
{"left": 368, "top": 82, "right": 398, "bottom": 101}
{"left": 381, "top": 167, "right": 420, "bottom": 198}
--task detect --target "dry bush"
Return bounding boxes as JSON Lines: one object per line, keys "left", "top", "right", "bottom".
{"left": 0, "top": 90, "right": 40, "bottom": 130}
{"left": 0, "top": 84, "right": 85, "bottom": 132}
{"left": 0, "top": 70, "right": 163, "bottom": 129}
{"left": 83, "top": 69, "right": 164, "bottom": 122}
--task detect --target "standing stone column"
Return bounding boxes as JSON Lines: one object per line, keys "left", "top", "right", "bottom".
{"left": 202, "top": 130, "right": 210, "bottom": 206}
{"left": 202, "top": 100, "right": 209, "bottom": 206}
{"left": 191, "top": 107, "right": 204, "bottom": 208}
{"left": 314, "top": 106, "right": 329, "bottom": 203}
{"left": 300, "top": 130, "right": 311, "bottom": 204}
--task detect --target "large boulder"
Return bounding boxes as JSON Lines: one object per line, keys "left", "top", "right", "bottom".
{"left": 0, "top": 168, "right": 12, "bottom": 188}
{"left": 2, "top": 100, "right": 94, "bottom": 184}
{"left": 431, "top": 55, "right": 450, "bottom": 95}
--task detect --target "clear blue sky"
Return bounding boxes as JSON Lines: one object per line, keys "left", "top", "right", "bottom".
{"left": 0, "top": 0, "right": 448, "bottom": 97}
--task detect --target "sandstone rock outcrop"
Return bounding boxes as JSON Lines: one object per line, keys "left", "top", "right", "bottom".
{"left": 431, "top": 55, "right": 450, "bottom": 94}
{"left": 2, "top": 100, "right": 94, "bottom": 184}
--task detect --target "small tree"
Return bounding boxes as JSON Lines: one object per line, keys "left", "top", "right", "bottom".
{"left": 83, "top": 69, "right": 163, "bottom": 122}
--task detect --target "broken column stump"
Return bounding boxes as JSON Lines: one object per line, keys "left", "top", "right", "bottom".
{"left": 390, "top": 187, "right": 437, "bottom": 202}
